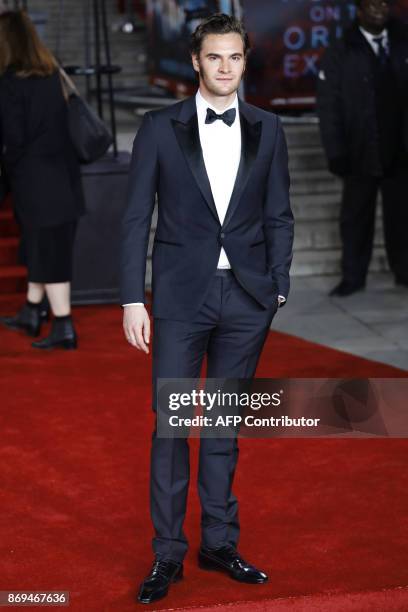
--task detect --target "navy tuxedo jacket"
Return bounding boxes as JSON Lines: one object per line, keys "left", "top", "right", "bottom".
{"left": 120, "top": 95, "right": 294, "bottom": 321}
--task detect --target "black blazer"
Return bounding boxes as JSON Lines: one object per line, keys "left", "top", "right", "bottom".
{"left": 317, "top": 19, "right": 408, "bottom": 176}
{"left": 120, "top": 95, "right": 294, "bottom": 321}
{"left": 0, "top": 69, "right": 85, "bottom": 228}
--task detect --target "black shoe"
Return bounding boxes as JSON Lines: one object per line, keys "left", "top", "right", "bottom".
{"left": 32, "top": 315, "right": 77, "bottom": 350}
{"left": 329, "top": 280, "right": 365, "bottom": 297}
{"left": 198, "top": 545, "right": 268, "bottom": 584}
{"left": 0, "top": 298, "right": 50, "bottom": 337}
{"left": 395, "top": 277, "right": 408, "bottom": 288}
{"left": 38, "top": 296, "right": 50, "bottom": 321}
{"left": 137, "top": 558, "right": 183, "bottom": 604}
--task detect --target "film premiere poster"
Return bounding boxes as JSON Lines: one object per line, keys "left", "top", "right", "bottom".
{"left": 245, "top": 0, "right": 408, "bottom": 108}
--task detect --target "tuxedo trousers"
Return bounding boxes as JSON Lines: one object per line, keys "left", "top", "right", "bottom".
{"left": 150, "top": 269, "right": 278, "bottom": 562}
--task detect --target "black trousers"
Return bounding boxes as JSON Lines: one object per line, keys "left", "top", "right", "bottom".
{"left": 340, "top": 170, "right": 408, "bottom": 285}
{"left": 150, "top": 270, "right": 278, "bottom": 562}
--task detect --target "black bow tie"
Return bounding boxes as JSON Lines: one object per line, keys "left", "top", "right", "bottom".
{"left": 205, "top": 107, "right": 236, "bottom": 127}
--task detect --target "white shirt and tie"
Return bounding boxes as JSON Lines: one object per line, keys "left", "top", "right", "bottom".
{"left": 125, "top": 90, "right": 285, "bottom": 306}
{"left": 359, "top": 27, "right": 389, "bottom": 57}
{"left": 195, "top": 89, "right": 240, "bottom": 269}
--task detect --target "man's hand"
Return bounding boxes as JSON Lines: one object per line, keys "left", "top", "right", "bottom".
{"left": 123, "top": 305, "right": 150, "bottom": 353}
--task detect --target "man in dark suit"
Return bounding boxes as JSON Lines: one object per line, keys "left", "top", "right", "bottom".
{"left": 120, "top": 13, "right": 294, "bottom": 604}
{"left": 317, "top": 0, "right": 408, "bottom": 296}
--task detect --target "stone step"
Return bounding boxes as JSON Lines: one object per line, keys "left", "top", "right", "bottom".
{"left": 289, "top": 148, "right": 327, "bottom": 170}
{"left": 293, "top": 219, "right": 384, "bottom": 250}
{"left": 292, "top": 199, "right": 385, "bottom": 222}
{"left": 289, "top": 169, "right": 342, "bottom": 197}
{"left": 291, "top": 191, "right": 341, "bottom": 205}
{"left": 292, "top": 246, "right": 389, "bottom": 276}
{"left": 290, "top": 178, "right": 341, "bottom": 196}
{"left": 290, "top": 168, "right": 336, "bottom": 181}
{"left": 291, "top": 192, "right": 341, "bottom": 220}
{"left": 282, "top": 124, "right": 323, "bottom": 148}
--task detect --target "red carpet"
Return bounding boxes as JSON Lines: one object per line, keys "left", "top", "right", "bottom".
{"left": 0, "top": 298, "right": 407, "bottom": 611}
{"left": 0, "top": 196, "right": 26, "bottom": 294}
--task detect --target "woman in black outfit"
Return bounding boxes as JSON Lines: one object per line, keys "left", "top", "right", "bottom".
{"left": 0, "top": 10, "right": 84, "bottom": 349}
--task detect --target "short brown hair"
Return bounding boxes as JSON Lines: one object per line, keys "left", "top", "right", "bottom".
{"left": 0, "top": 10, "right": 57, "bottom": 77}
{"left": 190, "top": 13, "right": 250, "bottom": 57}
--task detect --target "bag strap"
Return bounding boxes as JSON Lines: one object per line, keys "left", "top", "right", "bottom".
{"left": 59, "top": 66, "right": 79, "bottom": 101}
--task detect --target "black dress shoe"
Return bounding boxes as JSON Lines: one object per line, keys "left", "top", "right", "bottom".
{"left": 329, "top": 280, "right": 365, "bottom": 297}
{"left": 198, "top": 545, "right": 268, "bottom": 584}
{"left": 32, "top": 315, "right": 77, "bottom": 350}
{"left": 0, "top": 299, "right": 49, "bottom": 337}
{"left": 137, "top": 558, "right": 183, "bottom": 604}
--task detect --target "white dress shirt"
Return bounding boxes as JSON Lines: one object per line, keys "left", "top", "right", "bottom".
{"left": 359, "top": 27, "right": 389, "bottom": 56}
{"left": 196, "top": 89, "right": 241, "bottom": 269}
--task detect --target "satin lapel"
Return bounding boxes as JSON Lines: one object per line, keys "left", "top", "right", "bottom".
{"left": 222, "top": 111, "right": 262, "bottom": 229}
{"left": 171, "top": 113, "right": 219, "bottom": 223}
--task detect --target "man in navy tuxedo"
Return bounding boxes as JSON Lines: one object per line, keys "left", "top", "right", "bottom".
{"left": 120, "top": 13, "right": 294, "bottom": 605}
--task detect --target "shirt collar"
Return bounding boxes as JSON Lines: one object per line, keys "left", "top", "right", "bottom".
{"left": 195, "top": 89, "right": 238, "bottom": 124}
{"left": 359, "top": 26, "right": 388, "bottom": 45}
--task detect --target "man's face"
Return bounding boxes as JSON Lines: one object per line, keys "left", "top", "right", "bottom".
{"left": 358, "top": 0, "right": 391, "bottom": 31}
{"left": 191, "top": 32, "right": 246, "bottom": 98}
